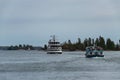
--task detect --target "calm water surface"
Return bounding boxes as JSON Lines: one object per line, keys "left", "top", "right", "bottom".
{"left": 0, "top": 50, "right": 120, "bottom": 80}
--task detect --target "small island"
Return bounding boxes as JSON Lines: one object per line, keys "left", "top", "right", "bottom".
{"left": 0, "top": 44, "right": 42, "bottom": 50}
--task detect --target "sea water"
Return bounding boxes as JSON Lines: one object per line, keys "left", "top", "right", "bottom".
{"left": 0, "top": 50, "right": 120, "bottom": 80}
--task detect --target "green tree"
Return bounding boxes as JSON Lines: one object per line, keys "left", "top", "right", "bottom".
{"left": 67, "top": 40, "right": 76, "bottom": 51}
{"left": 115, "top": 44, "right": 119, "bottom": 50}
{"left": 99, "top": 36, "right": 105, "bottom": 49}
{"left": 62, "top": 41, "right": 68, "bottom": 49}
{"left": 75, "top": 38, "right": 81, "bottom": 50}
{"left": 44, "top": 44, "right": 47, "bottom": 50}
{"left": 84, "top": 38, "right": 88, "bottom": 48}
{"left": 88, "top": 37, "right": 92, "bottom": 46}
{"left": 119, "top": 40, "right": 120, "bottom": 47}
{"left": 14, "top": 45, "right": 18, "bottom": 50}
{"left": 95, "top": 38, "right": 99, "bottom": 46}
{"left": 68, "top": 40, "right": 72, "bottom": 45}
{"left": 106, "top": 38, "right": 115, "bottom": 50}
{"left": 19, "top": 44, "right": 22, "bottom": 49}
{"left": 91, "top": 39, "right": 94, "bottom": 46}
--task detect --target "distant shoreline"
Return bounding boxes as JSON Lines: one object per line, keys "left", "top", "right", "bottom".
{"left": 0, "top": 49, "right": 120, "bottom": 52}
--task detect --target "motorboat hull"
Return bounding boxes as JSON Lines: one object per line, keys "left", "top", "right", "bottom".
{"left": 85, "top": 54, "right": 104, "bottom": 58}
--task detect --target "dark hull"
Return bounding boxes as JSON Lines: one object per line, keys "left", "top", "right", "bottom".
{"left": 85, "top": 54, "right": 104, "bottom": 58}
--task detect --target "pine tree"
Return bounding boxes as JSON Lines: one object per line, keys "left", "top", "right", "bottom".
{"left": 44, "top": 44, "right": 47, "bottom": 50}
{"left": 84, "top": 38, "right": 88, "bottom": 48}
{"left": 88, "top": 37, "right": 92, "bottom": 46}
{"left": 106, "top": 38, "right": 115, "bottom": 50}
{"left": 76, "top": 38, "right": 81, "bottom": 50}
{"left": 92, "top": 39, "right": 95, "bottom": 46}
{"left": 99, "top": 36, "right": 105, "bottom": 49}
{"left": 95, "top": 38, "right": 99, "bottom": 46}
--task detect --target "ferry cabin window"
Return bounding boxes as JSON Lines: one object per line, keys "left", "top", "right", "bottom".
{"left": 51, "top": 45, "right": 60, "bottom": 47}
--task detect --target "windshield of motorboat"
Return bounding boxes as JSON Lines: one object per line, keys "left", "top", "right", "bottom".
{"left": 86, "top": 46, "right": 103, "bottom": 51}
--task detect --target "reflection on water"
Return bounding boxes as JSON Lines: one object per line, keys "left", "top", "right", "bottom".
{"left": 0, "top": 51, "right": 120, "bottom": 80}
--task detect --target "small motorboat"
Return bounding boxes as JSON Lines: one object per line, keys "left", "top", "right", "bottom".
{"left": 85, "top": 46, "right": 104, "bottom": 58}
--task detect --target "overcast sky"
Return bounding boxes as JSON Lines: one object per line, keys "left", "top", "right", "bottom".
{"left": 0, "top": 0, "right": 120, "bottom": 46}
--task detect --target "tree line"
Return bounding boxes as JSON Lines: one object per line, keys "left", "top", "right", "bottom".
{"left": 8, "top": 44, "right": 34, "bottom": 50}
{"left": 62, "top": 36, "right": 120, "bottom": 51}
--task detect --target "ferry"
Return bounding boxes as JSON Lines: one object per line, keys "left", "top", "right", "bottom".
{"left": 47, "top": 35, "right": 62, "bottom": 54}
{"left": 85, "top": 46, "right": 104, "bottom": 58}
